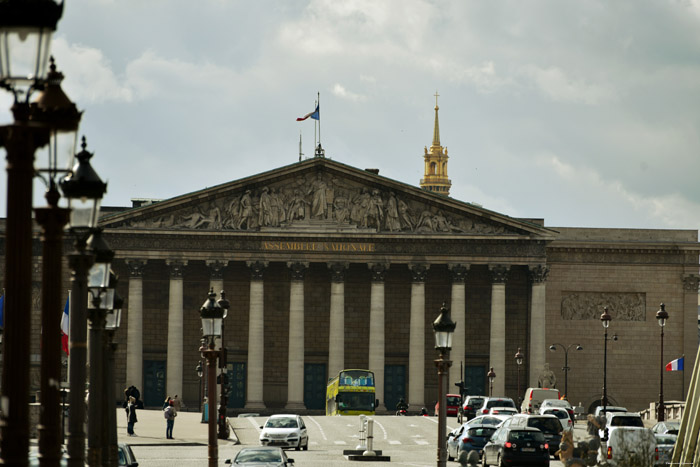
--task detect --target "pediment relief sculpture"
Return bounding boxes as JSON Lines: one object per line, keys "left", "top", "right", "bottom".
{"left": 117, "top": 172, "right": 514, "bottom": 235}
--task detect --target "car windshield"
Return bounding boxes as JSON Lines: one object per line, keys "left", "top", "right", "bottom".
{"left": 469, "top": 427, "right": 496, "bottom": 438}
{"left": 610, "top": 416, "right": 644, "bottom": 427}
{"left": 655, "top": 435, "right": 677, "bottom": 446}
{"left": 528, "top": 418, "right": 562, "bottom": 434}
{"left": 487, "top": 399, "right": 515, "bottom": 408}
{"left": 544, "top": 410, "right": 568, "bottom": 419}
{"left": 338, "top": 392, "right": 376, "bottom": 411}
{"left": 467, "top": 398, "right": 485, "bottom": 408}
{"left": 543, "top": 400, "right": 569, "bottom": 408}
{"left": 265, "top": 417, "right": 298, "bottom": 429}
{"left": 509, "top": 430, "right": 545, "bottom": 442}
{"left": 472, "top": 416, "right": 502, "bottom": 426}
{"left": 447, "top": 396, "right": 461, "bottom": 406}
{"left": 235, "top": 449, "right": 283, "bottom": 463}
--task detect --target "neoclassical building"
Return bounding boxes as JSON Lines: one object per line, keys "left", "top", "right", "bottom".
{"left": 4, "top": 102, "right": 699, "bottom": 414}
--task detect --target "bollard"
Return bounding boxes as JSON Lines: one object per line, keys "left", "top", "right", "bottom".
{"left": 363, "top": 417, "right": 376, "bottom": 456}
{"left": 355, "top": 414, "right": 367, "bottom": 450}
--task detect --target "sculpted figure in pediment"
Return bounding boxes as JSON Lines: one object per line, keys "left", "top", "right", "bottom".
{"left": 398, "top": 197, "right": 414, "bottom": 231}
{"left": 181, "top": 205, "right": 222, "bottom": 230}
{"left": 333, "top": 195, "right": 350, "bottom": 224}
{"left": 385, "top": 192, "right": 401, "bottom": 232}
{"left": 366, "top": 190, "right": 384, "bottom": 230}
{"left": 308, "top": 173, "right": 330, "bottom": 220}
{"left": 236, "top": 190, "right": 253, "bottom": 230}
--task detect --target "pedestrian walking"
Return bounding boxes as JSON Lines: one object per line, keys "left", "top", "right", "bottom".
{"left": 164, "top": 399, "right": 177, "bottom": 439}
{"left": 173, "top": 394, "right": 183, "bottom": 412}
{"left": 126, "top": 396, "right": 138, "bottom": 436}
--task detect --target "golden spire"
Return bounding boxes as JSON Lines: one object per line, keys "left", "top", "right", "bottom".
{"left": 420, "top": 91, "right": 451, "bottom": 196}
{"left": 432, "top": 91, "right": 440, "bottom": 147}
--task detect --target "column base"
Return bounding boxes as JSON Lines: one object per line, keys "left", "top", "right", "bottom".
{"left": 284, "top": 401, "right": 306, "bottom": 410}
{"left": 245, "top": 400, "right": 267, "bottom": 410}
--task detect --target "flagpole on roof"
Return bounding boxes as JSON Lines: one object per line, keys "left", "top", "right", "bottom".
{"left": 317, "top": 91, "right": 321, "bottom": 148}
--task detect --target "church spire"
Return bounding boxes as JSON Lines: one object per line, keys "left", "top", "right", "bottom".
{"left": 420, "top": 91, "right": 451, "bottom": 196}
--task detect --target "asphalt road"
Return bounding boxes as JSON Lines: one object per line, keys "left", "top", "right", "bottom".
{"left": 121, "top": 409, "right": 578, "bottom": 466}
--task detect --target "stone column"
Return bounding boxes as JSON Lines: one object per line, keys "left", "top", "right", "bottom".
{"left": 368, "top": 263, "right": 388, "bottom": 409}
{"left": 166, "top": 260, "right": 187, "bottom": 399}
{"left": 449, "top": 264, "right": 469, "bottom": 387}
{"left": 328, "top": 262, "right": 349, "bottom": 379}
{"left": 682, "top": 273, "right": 700, "bottom": 397}
{"left": 246, "top": 261, "right": 268, "bottom": 409}
{"left": 408, "top": 264, "right": 429, "bottom": 409}
{"left": 125, "top": 260, "right": 146, "bottom": 392}
{"left": 489, "top": 265, "right": 509, "bottom": 397}
{"left": 286, "top": 262, "right": 308, "bottom": 409}
{"left": 529, "top": 265, "right": 549, "bottom": 388}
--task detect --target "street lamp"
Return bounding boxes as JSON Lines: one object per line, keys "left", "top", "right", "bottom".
{"left": 432, "top": 302, "right": 455, "bottom": 467}
{"left": 487, "top": 367, "right": 496, "bottom": 397}
{"left": 61, "top": 137, "right": 106, "bottom": 467}
{"left": 0, "top": 1, "right": 64, "bottom": 464}
{"left": 600, "top": 307, "right": 612, "bottom": 415}
{"left": 656, "top": 303, "right": 669, "bottom": 422}
{"left": 217, "top": 291, "right": 230, "bottom": 440}
{"left": 548, "top": 343, "right": 583, "bottom": 400}
{"left": 515, "top": 348, "right": 524, "bottom": 407}
{"left": 104, "top": 290, "right": 122, "bottom": 467}
{"left": 200, "top": 288, "right": 225, "bottom": 467}
{"left": 196, "top": 361, "right": 204, "bottom": 413}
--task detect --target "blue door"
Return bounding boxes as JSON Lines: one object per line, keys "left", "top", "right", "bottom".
{"left": 143, "top": 360, "right": 166, "bottom": 408}
{"left": 465, "top": 365, "right": 486, "bottom": 396}
{"left": 227, "top": 362, "right": 246, "bottom": 408}
{"left": 304, "top": 363, "right": 326, "bottom": 410}
{"left": 384, "top": 364, "right": 406, "bottom": 411}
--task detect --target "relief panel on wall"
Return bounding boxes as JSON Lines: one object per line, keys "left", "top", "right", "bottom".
{"left": 561, "top": 292, "right": 646, "bottom": 321}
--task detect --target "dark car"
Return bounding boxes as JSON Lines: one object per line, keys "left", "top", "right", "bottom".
{"left": 501, "top": 414, "right": 563, "bottom": 455}
{"left": 446, "top": 422, "right": 496, "bottom": 460}
{"left": 463, "top": 396, "right": 486, "bottom": 421}
{"left": 482, "top": 426, "right": 549, "bottom": 466}
{"left": 227, "top": 447, "right": 294, "bottom": 466}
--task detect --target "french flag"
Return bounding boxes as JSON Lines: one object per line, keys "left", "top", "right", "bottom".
{"left": 61, "top": 296, "right": 69, "bottom": 355}
{"left": 296, "top": 104, "right": 319, "bottom": 121}
{"left": 666, "top": 356, "right": 684, "bottom": 371}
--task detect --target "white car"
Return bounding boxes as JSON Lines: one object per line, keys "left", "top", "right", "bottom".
{"left": 540, "top": 407, "right": 573, "bottom": 431}
{"left": 486, "top": 406, "right": 518, "bottom": 416}
{"left": 259, "top": 414, "right": 309, "bottom": 450}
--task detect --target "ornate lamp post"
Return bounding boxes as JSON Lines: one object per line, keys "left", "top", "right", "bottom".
{"left": 0, "top": 1, "right": 64, "bottom": 464}
{"left": 487, "top": 367, "right": 496, "bottom": 397}
{"left": 515, "top": 348, "right": 524, "bottom": 407}
{"left": 200, "top": 289, "right": 225, "bottom": 467}
{"left": 196, "top": 361, "right": 204, "bottom": 412}
{"left": 432, "top": 302, "right": 455, "bottom": 467}
{"left": 61, "top": 137, "right": 106, "bottom": 467}
{"left": 104, "top": 291, "right": 122, "bottom": 467}
{"left": 548, "top": 343, "right": 583, "bottom": 400}
{"left": 218, "top": 292, "right": 230, "bottom": 440}
{"left": 656, "top": 303, "right": 669, "bottom": 422}
{"left": 600, "top": 307, "right": 612, "bottom": 414}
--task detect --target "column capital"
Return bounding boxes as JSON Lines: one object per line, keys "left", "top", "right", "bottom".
{"left": 125, "top": 259, "right": 147, "bottom": 278}
{"left": 528, "top": 264, "right": 549, "bottom": 284}
{"left": 165, "top": 260, "right": 188, "bottom": 278}
{"left": 247, "top": 261, "right": 269, "bottom": 281}
{"left": 409, "top": 263, "right": 429, "bottom": 282}
{"left": 489, "top": 264, "right": 510, "bottom": 284}
{"left": 368, "top": 263, "right": 389, "bottom": 282}
{"left": 448, "top": 264, "right": 470, "bottom": 283}
{"left": 682, "top": 273, "right": 700, "bottom": 291}
{"left": 287, "top": 262, "right": 309, "bottom": 281}
{"left": 205, "top": 260, "right": 229, "bottom": 280}
{"left": 328, "top": 262, "right": 349, "bottom": 282}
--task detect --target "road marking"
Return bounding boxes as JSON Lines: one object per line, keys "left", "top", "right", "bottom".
{"left": 245, "top": 417, "right": 262, "bottom": 432}
{"left": 334, "top": 440, "right": 347, "bottom": 445}
{"left": 306, "top": 416, "right": 328, "bottom": 441}
{"left": 414, "top": 439, "right": 430, "bottom": 445}
{"left": 372, "top": 418, "right": 388, "bottom": 440}
{"left": 388, "top": 440, "right": 401, "bottom": 445}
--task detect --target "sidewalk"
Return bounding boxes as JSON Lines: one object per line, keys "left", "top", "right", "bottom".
{"left": 116, "top": 408, "right": 239, "bottom": 447}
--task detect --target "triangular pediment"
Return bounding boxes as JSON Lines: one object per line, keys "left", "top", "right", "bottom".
{"left": 100, "top": 158, "right": 556, "bottom": 239}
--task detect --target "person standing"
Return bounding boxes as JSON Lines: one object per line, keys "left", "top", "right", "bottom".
{"left": 164, "top": 399, "right": 177, "bottom": 439}
{"left": 173, "top": 394, "right": 183, "bottom": 413}
{"left": 126, "top": 396, "right": 138, "bottom": 436}
{"left": 163, "top": 396, "right": 172, "bottom": 409}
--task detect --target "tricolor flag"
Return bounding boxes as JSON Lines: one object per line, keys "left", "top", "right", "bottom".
{"left": 61, "top": 295, "right": 70, "bottom": 355}
{"left": 296, "top": 103, "right": 319, "bottom": 121}
{"left": 0, "top": 293, "right": 4, "bottom": 329}
{"left": 666, "top": 356, "right": 684, "bottom": 371}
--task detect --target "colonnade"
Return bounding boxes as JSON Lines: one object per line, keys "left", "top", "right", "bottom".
{"left": 123, "top": 260, "right": 548, "bottom": 409}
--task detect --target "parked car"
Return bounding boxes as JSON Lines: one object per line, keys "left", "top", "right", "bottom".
{"left": 652, "top": 420, "right": 680, "bottom": 435}
{"left": 480, "top": 397, "right": 517, "bottom": 415}
{"left": 598, "top": 426, "right": 655, "bottom": 467}
{"left": 482, "top": 426, "right": 550, "bottom": 467}
{"left": 540, "top": 407, "right": 573, "bottom": 432}
{"left": 540, "top": 398, "right": 574, "bottom": 419}
{"left": 654, "top": 433, "right": 677, "bottom": 466}
{"left": 501, "top": 413, "right": 563, "bottom": 455}
{"left": 227, "top": 447, "right": 295, "bottom": 466}
{"left": 462, "top": 396, "right": 486, "bottom": 420}
{"left": 594, "top": 405, "right": 627, "bottom": 417}
{"left": 521, "top": 388, "right": 560, "bottom": 414}
{"left": 435, "top": 393, "right": 461, "bottom": 416}
{"left": 259, "top": 414, "right": 309, "bottom": 450}
{"left": 446, "top": 422, "right": 496, "bottom": 460}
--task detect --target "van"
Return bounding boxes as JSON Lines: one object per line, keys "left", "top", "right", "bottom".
{"left": 521, "top": 387, "right": 560, "bottom": 414}
{"left": 598, "top": 426, "right": 656, "bottom": 466}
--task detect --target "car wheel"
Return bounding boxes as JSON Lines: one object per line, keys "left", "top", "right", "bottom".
{"left": 498, "top": 453, "right": 506, "bottom": 467}
{"left": 447, "top": 447, "right": 453, "bottom": 461}
{"left": 295, "top": 440, "right": 301, "bottom": 451}
{"left": 302, "top": 439, "right": 309, "bottom": 451}
{"left": 481, "top": 452, "right": 488, "bottom": 467}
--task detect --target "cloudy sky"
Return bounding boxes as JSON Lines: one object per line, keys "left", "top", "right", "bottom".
{"left": 2, "top": 0, "right": 700, "bottom": 231}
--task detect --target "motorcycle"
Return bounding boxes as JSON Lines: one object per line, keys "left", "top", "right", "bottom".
{"left": 396, "top": 407, "right": 408, "bottom": 416}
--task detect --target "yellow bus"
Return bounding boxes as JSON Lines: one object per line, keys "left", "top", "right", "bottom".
{"left": 326, "top": 369, "right": 378, "bottom": 416}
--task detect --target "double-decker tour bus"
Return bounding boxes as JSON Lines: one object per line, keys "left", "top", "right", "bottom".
{"left": 326, "top": 369, "right": 378, "bottom": 416}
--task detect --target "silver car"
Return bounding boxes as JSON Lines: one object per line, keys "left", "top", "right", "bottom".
{"left": 227, "top": 447, "right": 294, "bottom": 466}
{"left": 259, "top": 414, "right": 309, "bottom": 450}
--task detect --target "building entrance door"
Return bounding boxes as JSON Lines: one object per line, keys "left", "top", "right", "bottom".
{"left": 143, "top": 360, "right": 166, "bottom": 408}
{"left": 465, "top": 365, "right": 486, "bottom": 396}
{"left": 384, "top": 364, "right": 406, "bottom": 411}
{"left": 227, "top": 362, "right": 246, "bottom": 408}
{"left": 304, "top": 363, "right": 326, "bottom": 410}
